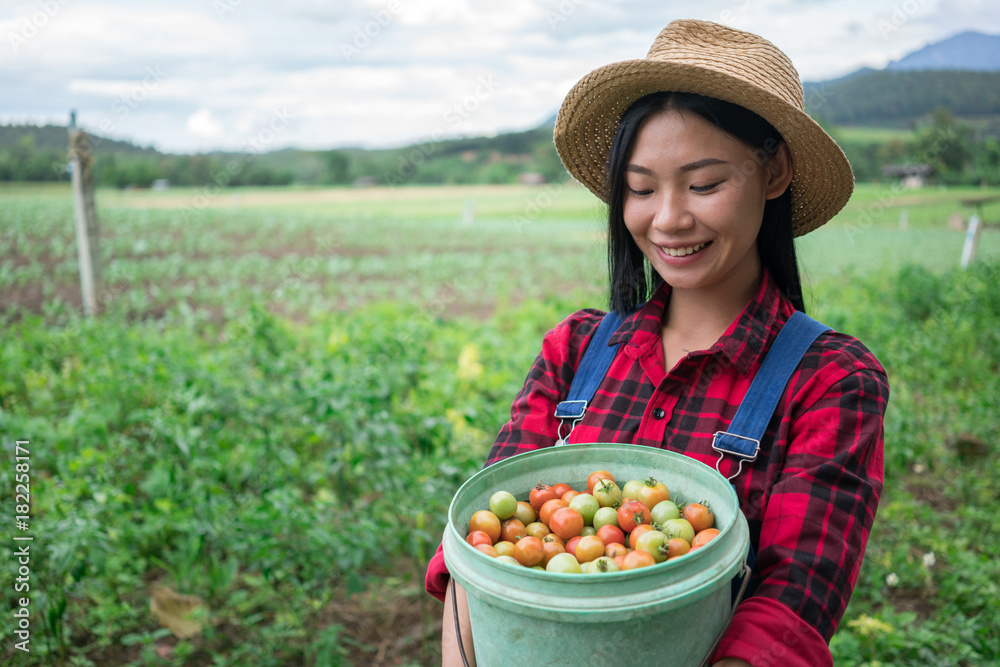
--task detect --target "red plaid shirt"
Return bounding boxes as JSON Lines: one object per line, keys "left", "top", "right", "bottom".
{"left": 427, "top": 270, "right": 888, "bottom": 666}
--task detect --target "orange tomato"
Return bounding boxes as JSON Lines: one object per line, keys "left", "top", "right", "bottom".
{"left": 551, "top": 483, "right": 573, "bottom": 497}
{"left": 529, "top": 484, "right": 560, "bottom": 511}
{"left": 636, "top": 477, "right": 671, "bottom": 509}
{"left": 587, "top": 470, "right": 616, "bottom": 494}
{"left": 682, "top": 502, "right": 715, "bottom": 533}
{"left": 541, "top": 540, "right": 566, "bottom": 566}
{"left": 691, "top": 528, "right": 721, "bottom": 549}
{"left": 468, "top": 510, "right": 501, "bottom": 543}
{"left": 511, "top": 536, "right": 544, "bottom": 567}
{"left": 621, "top": 549, "right": 656, "bottom": 570}
{"left": 499, "top": 518, "right": 526, "bottom": 543}
{"left": 596, "top": 523, "right": 626, "bottom": 547}
{"left": 604, "top": 542, "right": 628, "bottom": 559}
{"left": 475, "top": 544, "right": 498, "bottom": 558}
{"left": 628, "top": 523, "right": 654, "bottom": 550}
{"left": 666, "top": 537, "right": 691, "bottom": 559}
{"left": 575, "top": 535, "right": 605, "bottom": 563}
{"left": 466, "top": 530, "right": 493, "bottom": 547}
{"left": 549, "top": 507, "right": 585, "bottom": 540}
{"left": 539, "top": 498, "right": 569, "bottom": 526}
{"left": 618, "top": 500, "right": 651, "bottom": 534}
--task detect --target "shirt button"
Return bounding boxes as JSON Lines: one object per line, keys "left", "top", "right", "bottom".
{"left": 653, "top": 408, "right": 666, "bottom": 419}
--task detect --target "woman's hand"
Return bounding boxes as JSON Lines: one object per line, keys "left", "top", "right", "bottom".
{"left": 442, "top": 581, "right": 476, "bottom": 666}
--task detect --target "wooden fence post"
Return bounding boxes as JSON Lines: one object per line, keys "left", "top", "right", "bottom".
{"left": 68, "top": 111, "right": 102, "bottom": 316}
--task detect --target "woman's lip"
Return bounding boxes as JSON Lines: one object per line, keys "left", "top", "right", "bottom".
{"left": 654, "top": 240, "right": 712, "bottom": 264}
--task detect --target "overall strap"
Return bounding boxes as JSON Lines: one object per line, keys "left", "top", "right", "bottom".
{"left": 553, "top": 311, "right": 624, "bottom": 445}
{"left": 711, "top": 311, "right": 831, "bottom": 480}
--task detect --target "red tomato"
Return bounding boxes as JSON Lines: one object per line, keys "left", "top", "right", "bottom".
{"left": 541, "top": 540, "right": 566, "bottom": 566}
{"left": 617, "top": 500, "right": 650, "bottom": 533}
{"left": 551, "top": 483, "right": 573, "bottom": 497}
{"left": 604, "top": 542, "right": 628, "bottom": 559}
{"left": 667, "top": 537, "right": 691, "bottom": 559}
{"left": 565, "top": 535, "right": 583, "bottom": 558}
{"left": 562, "top": 489, "right": 581, "bottom": 503}
{"left": 539, "top": 498, "right": 569, "bottom": 526}
{"left": 549, "top": 507, "right": 584, "bottom": 540}
{"left": 466, "top": 530, "right": 493, "bottom": 547}
{"left": 475, "top": 544, "right": 498, "bottom": 558}
{"left": 469, "top": 510, "right": 501, "bottom": 543}
{"left": 529, "top": 484, "right": 559, "bottom": 511}
{"left": 596, "top": 524, "right": 625, "bottom": 547}
{"left": 628, "top": 523, "right": 654, "bottom": 550}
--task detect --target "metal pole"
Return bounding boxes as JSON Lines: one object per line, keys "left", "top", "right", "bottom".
{"left": 69, "top": 112, "right": 100, "bottom": 316}
{"left": 960, "top": 214, "right": 981, "bottom": 269}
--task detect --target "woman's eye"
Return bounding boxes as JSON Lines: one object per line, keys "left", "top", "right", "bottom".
{"left": 691, "top": 182, "right": 722, "bottom": 193}
{"left": 627, "top": 186, "right": 653, "bottom": 196}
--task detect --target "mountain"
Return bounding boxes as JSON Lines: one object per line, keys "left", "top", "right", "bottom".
{"left": 886, "top": 31, "right": 1000, "bottom": 72}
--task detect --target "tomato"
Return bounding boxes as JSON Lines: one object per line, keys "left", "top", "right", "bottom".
{"left": 469, "top": 510, "right": 501, "bottom": 543}
{"left": 545, "top": 552, "right": 582, "bottom": 573}
{"left": 475, "top": 543, "right": 498, "bottom": 558}
{"left": 666, "top": 537, "right": 691, "bottom": 559}
{"left": 489, "top": 491, "right": 518, "bottom": 520}
{"left": 604, "top": 542, "right": 628, "bottom": 559}
{"left": 565, "top": 535, "right": 583, "bottom": 558}
{"left": 628, "top": 523, "right": 654, "bottom": 550}
{"left": 580, "top": 525, "right": 597, "bottom": 537}
{"left": 568, "top": 493, "right": 601, "bottom": 525}
{"left": 617, "top": 500, "right": 650, "bottom": 533}
{"left": 621, "top": 479, "right": 645, "bottom": 500}
{"left": 539, "top": 498, "right": 569, "bottom": 526}
{"left": 634, "top": 529, "right": 669, "bottom": 563}
{"left": 613, "top": 554, "right": 626, "bottom": 570}
{"left": 529, "top": 484, "right": 559, "bottom": 511}
{"left": 574, "top": 535, "right": 605, "bottom": 563}
{"left": 586, "top": 470, "right": 616, "bottom": 494}
{"left": 511, "top": 535, "right": 544, "bottom": 567}
{"left": 592, "top": 506, "right": 620, "bottom": 530}
{"left": 496, "top": 555, "right": 521, "bottom": 567}
{"left": 494, "top": 540, "right": 516, "bottom": 558}
{"left": 499, "top": 518, "right": 526, "bottom": 543}
{"left": 551, "top": 482, "right": 573, "bottom": 497}
{"left": 661, "top": 518, "right": 695, "bottom": 544}
{"left": 541, "top": 539, "right": 566, "bottom": 566}
{"left": 525, "top": 521, "right": 550, "bottom": 540}
{"left": 650, "top": 499, "right": 680, "bottom": 525}
{"left": 589, "top": 556, "right": 620, "bottom": 574}
{"left": 621, "top": 549, "right": 656, "bottom": 570}
{"left": 691, "top": 528, "right": 721, "bottom": 549}
{"left": 542, "top": 532, "right": 566, "bottom": 547}
{"left": 682, "top": 502, "right": 715, "bottom": 533}
{"left": 549, "top": 507, "right": 585, "bottom": 540}
{"left": 514, "top": 501, "right": 537, "bottom": 526}
{"left": 562, "top": 489, "right": 581, "bottom": 503}
{"left": 592, "top": 479, "right": 623, "bottom": 508}
{"left": 636, "top": 477, "right": 670, "bottom": 509}
{"left": 466, "top": 530, "right": 493, "bottom": 547}
{"left": 595, "top": 523, "right": 625, "bottom": 547}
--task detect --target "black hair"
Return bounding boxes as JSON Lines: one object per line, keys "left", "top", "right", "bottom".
{"left": 606, "top": 91, "right": 803, "bottom": 313}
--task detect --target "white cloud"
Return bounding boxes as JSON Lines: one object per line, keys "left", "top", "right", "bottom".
{"left": 186, "top": 109, "right": 223, "bottom": 137}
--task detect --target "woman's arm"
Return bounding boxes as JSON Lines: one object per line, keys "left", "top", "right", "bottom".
{"left": 442, "top": 582, "right": 476, "bottom": 667}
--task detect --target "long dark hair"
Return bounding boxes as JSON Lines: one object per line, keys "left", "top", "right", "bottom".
{"left": 606, "top": 92, "right": 804, "bottom": 313}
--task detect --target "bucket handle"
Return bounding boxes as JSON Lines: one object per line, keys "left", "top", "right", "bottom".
{"left": 451, "top": 578, "right": 473, "bottom": 667}
{"left": 698, "top": 563, "right": 753, "bottom": 667}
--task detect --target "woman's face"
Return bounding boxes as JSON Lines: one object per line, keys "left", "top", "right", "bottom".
{"left": 622, "top": 108, "right": 791, "bottom": 296}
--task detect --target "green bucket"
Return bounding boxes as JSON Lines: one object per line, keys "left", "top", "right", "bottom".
{"left": 443, "top": 443, "right": 750, "bottom": 666}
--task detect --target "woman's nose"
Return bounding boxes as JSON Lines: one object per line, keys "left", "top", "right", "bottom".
{"left": 650, "top": 191, "right": 694, "bottom": 234}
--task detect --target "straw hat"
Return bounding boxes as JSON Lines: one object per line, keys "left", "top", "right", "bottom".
{"left": 554, "top": 19, "right": 853, "bottom": 236}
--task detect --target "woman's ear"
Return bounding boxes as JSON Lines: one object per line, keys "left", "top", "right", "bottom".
{"left": 764, "top": 142, "right": 793, "bottom": 200}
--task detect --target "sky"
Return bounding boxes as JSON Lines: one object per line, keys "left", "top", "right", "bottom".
{"left": 1, "top": 0, "right": 999, "bottom": 155}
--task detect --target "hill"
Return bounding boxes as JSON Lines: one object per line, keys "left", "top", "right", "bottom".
{"left": 887, "top": 30, "right": 1000, "bottom": 71}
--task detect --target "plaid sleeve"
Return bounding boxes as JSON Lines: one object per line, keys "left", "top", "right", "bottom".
{"left": 485, "top": 309, "right": 604, "bottom": 466}
{"left": 714, "top": 345, "right": 889, "bottom": 665}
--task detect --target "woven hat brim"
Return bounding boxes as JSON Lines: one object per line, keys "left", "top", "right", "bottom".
{"left": 554, "top": 59, "right": 854, "bottom": 236}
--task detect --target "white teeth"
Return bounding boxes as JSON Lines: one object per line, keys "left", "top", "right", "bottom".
{"left": 663, "top": 242, "right": 708, "bottom": 257}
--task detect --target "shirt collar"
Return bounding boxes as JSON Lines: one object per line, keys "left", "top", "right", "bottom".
{"left": 607, "top": 269, "right": 794, "bottom": 376}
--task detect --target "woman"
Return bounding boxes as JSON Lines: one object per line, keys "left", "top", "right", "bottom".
{"left": 427, "top": 19, "right": 888, "bottom": 667}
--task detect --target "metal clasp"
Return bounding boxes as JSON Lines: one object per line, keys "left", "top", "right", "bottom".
{"left": 711, "top": 431, "right": 760, "bottom": 481}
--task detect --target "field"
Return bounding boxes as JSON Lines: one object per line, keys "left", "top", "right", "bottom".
{"left": 2, "top": 181, "right": 999, "bottom": 666}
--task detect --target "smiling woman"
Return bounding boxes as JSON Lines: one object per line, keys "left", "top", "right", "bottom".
{"left": 426, "top": 18, "right": 889, "bottom": 667}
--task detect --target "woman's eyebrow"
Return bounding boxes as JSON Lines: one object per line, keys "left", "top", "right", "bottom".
{"left": 679, "top": 157, "right": 729, "bottom": 172}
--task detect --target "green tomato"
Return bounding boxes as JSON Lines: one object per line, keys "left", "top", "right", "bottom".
{"left": 634, "top": 529, "right": 669, "bottom": 563}
{"left": 580, "top": 525, "right": 597, "bottom": 537}
{"left": 545, "top": 552, "right": 582, "bottom": 573}
{"left": 489, "top": 491, "right": 518, "bottom": 520}
{"left": 592, "top": 479, "right": 623, "bottom": 508}
{"left": 589, "top": 556, "right": 620, "bottom": 573}
{"left": 592, "top": 506, "right": 620, "bottom": 530}
{"left": 650, "top": 500, "right": 681, "bottom": 525}
{"left": 568, "top": 493, "right": 600, "bottom": 525}
{"left": 621, "top": 479, "right": 645, "bottom": 500}
{"left": 661, "top": 518, "right": 695, "bottom": 544}
{"left": 496, "top": 555, "right": 521, "bottom": 567}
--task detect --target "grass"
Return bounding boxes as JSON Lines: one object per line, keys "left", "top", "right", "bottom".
{"left": 1, "top": 182, "right": 999, "bottom": 665}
